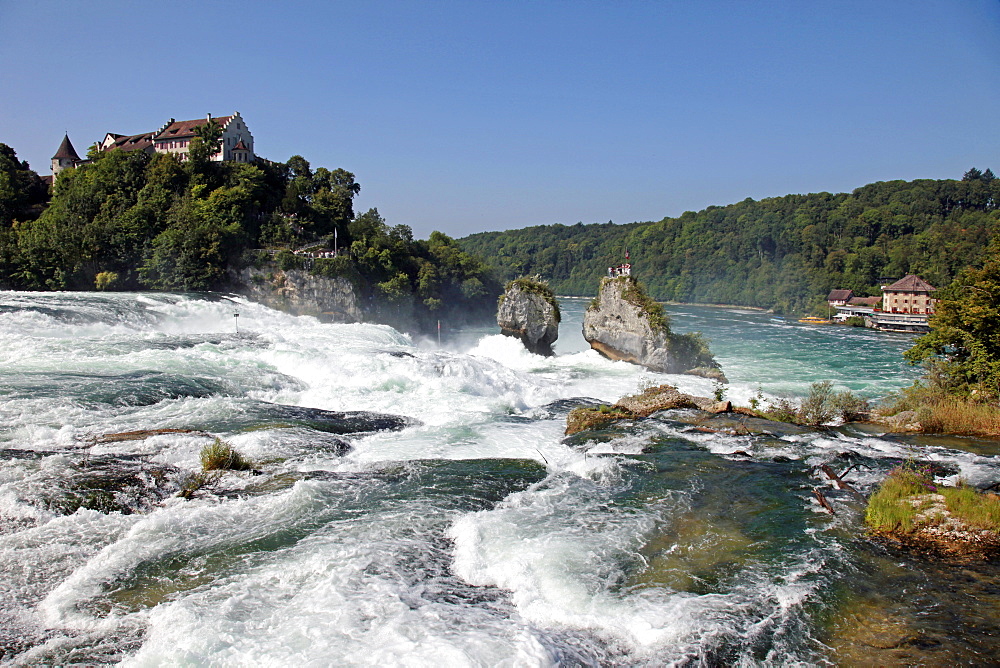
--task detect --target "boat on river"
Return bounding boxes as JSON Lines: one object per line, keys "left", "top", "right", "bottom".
{"left": 797, "top": 315, "right": 830, "bottom": 324}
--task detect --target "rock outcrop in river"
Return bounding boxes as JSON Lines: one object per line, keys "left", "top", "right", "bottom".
{"left": 496, "top": 277, "right": 560, "bottom": 356}
{"left": 583, "top": 276, "right": 725, "bottom": 380}
{"left": 565, "top": 383, "right": 731, "bottom": 435}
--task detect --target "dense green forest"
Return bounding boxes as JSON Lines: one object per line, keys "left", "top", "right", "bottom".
{"left": 0, "top": 128, "right": 499, "bottom": 330}
{"left": 459, "top": 170, "right": 1000, "bottom": 313}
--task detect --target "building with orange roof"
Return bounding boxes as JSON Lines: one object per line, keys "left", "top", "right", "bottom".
{"left": 881, "top": 274, "right": 936, "bottom": 315}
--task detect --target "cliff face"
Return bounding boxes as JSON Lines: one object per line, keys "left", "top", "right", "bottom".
{"left": 233, "top": 266, "right": 363, "bottom": 323}
{"left": 497, "top": 278, "right": 559, "bottom": 355}
{"left": 583, "top": 276, "right": 724, "bottom": 379}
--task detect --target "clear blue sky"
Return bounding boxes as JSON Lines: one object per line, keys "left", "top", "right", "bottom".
{"left": 2, "top": 0, "right": 998, "bottom": 239}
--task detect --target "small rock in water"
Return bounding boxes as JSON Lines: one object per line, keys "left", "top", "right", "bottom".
{"left": 496, "top": 277, "right": 560, "bottom": 356}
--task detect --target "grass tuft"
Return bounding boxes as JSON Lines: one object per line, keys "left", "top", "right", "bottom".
{"left": 865, "top": 463, "right": 1000, "bottom": 536}
{"left": 200, "top": 438, "right": 255, "bottom": 472}
{"left": 941, "top": 483, "right": 1000, "bottom": 530}
{"left": 864, "top": 464, "right": 936, "bottom": 534}
{"left": 878, "top": 382, "right": 1000, "bottom": 437}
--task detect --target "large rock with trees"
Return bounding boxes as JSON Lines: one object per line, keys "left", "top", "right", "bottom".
{"left": 496, "top": 276, "right": 560, "bottom": 355}
{"left": 583, "top": 276, "right": 724, "bottom": 379}
{"left": 0, "top": 133, "right": 500, "bottom": 336}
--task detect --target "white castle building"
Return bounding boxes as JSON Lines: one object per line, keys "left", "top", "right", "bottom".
{"left": 51, "top": 112, "right": 255, "bottom": 176}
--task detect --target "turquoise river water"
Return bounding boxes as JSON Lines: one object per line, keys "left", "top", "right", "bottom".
{"left": 0, "top": 292, "right": 998, "bottom": 666}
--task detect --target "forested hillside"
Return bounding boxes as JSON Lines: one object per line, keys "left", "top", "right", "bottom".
{"left": 0, "top": 131, "right": 499, "bottom": 331}
{"left": 459, "top": 171, "right": 1000, "bottom": 313}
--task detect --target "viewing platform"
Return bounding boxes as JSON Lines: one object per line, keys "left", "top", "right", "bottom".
{"left": 832, "top": 306, "right": 930, "bottom": 333}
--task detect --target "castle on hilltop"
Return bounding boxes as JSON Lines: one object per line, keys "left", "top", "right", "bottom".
{"left": 51, "top": 112, "right": 255, "bottom": 177}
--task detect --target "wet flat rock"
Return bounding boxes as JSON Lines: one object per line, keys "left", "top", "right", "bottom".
{"left": 692, "top": 413, "right": 814, "bottom": 438}
{"left": 252, "top": 402, "right": 418, "bottom": 434}
{"left": 38, "top": 455, "right": 186, "bottom": 515}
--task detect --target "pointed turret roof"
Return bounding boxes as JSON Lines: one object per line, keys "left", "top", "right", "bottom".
{"left": 52, "top": 134, "right": 81, "bottom": 161}
{"left": 883, "top": 274, "right": 935, "bottom": 292}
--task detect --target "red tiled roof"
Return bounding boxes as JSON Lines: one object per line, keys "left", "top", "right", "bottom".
{"left": 233, "top": 139, "right": 249, "bottom": 150}
{"left": 883, "top": 274, "right": 935, "bottom": 293}
{"left": 153, "top": 115, "right": 233, "bottom": 141}
{"left": 848, "top": 296, "right": 881, "bottom": 306}
{"left": 52, "top": 134, "right": 80, "bottom": 160}
{"left": 108, "top": 132, "right": 154, "bottom": 152}
{"left": 827, "top": 289, "right": 853, "bottom": 302}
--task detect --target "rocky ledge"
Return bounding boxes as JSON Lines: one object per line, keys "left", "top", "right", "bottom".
{"left": 497, "top": 277, "right": 560, "bottom": 356}
{"left": 583, "top": 276, "right": 725, "bottom": 380}
{"left": 566, "top": 383, "right": 731, "bottom": 435}
{"left": 233, "top": 265, "right": 363, "bottom": 323}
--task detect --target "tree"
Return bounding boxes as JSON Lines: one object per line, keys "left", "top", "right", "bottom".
{"left": 310, "top": 167, "right": 360, "bottom": 237}
{"left": 904, "top": 241, "right": 1000, "bottom": 398}
{"left": 188, "top": 119, "right": 223, "bottom": 172}
{"left": 0, "top": 143, "right": 48, "bottom": 227}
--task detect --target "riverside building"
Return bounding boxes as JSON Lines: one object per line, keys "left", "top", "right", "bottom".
{"left": 828, "top": 274, "right": 937, "bottom": 332}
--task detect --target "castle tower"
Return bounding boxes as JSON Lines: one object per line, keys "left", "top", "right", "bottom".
{"left": 51, "top": 134, "right": 81, "bottom": 176}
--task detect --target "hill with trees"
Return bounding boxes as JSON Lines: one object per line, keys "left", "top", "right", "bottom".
{"left": 0, "top": 132, "right": 499, "bottom": 332}
{"left": 459, "top": 170, "right": 1000, "bottom": 313}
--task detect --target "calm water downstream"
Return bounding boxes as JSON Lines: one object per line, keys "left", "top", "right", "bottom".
{"left": 0, "top": 292, "right": 997, "bottom": 665}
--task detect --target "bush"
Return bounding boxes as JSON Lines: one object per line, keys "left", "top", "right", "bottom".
{"left": 713, "top": 381, "right": 727, "bottom": 402}
{"left": 94, "top": 271, "right": 119, "bottom": 291}
{"left": 760, "top": 397, "right": 800, "bottom": 423}
{"left": 200, "top": 438, "right": 254, "bottom": 471}
{"left": 311, "top": 255, "right": 358, "bottom": 281}
{"left": 798, "top": 381, "right": 837, "bottom": 425}
{"left": 831, "top": 390, "right": 870, "bottom": 421}
{"left": 276, "top": 250, "right": 305, "bottom": 271}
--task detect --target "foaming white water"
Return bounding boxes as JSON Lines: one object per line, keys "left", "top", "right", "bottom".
{"left": 2, "top": 291, "right": 997, "bottom": 665}
{"left": 117, "top": 479, "right": 561, "bottom": 667}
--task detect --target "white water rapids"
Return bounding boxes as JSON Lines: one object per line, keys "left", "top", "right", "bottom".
{"left": 1, "top": 292, "right": 998, "bottom": 665}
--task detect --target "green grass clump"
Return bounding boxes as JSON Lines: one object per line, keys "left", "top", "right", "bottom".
{"left": 866, "top": 464, "right": 1000, "bottom": 537}
{"left": 940, "top": 484, "right": 1000, "bottom": 530}
{"left": 200, "top": 438, "right": 255, "bottom": 472}
{"left": 865, "top": 464, "right": 936, "bottom": 534}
